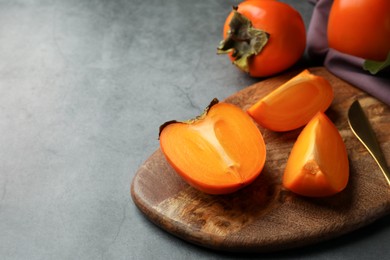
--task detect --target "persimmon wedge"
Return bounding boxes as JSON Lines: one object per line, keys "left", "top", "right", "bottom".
{"left": 159, "top": 99, "right": 266, "bottom": 195}
{"left": 247, "top": 69, "right": 334, "bottom": 132}
{"left": 283, "top": 112, "right": 349, "bottom": 197}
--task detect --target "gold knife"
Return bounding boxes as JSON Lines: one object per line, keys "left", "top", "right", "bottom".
{"left": 348, "top": 100, "right": 390, "bottom": 186}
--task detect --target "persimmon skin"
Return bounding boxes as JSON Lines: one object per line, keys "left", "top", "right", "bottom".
{"left": 247, "top": 70, "right": 334, "bottom": 132}
{"left": 222, "top": 0, "right": 306, "bottom": 77}
{"left": 283, "top": 112, "right": 349, "bottom": 197}
{"left": 159, "top": 100, "right": 266, "bottom": 195}
{"left": 327, "top": 0, "right": 390, "bottom": 61}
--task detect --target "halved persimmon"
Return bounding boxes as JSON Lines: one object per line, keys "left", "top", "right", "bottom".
{"left": 283, "top": 112, "right": 349, "bottom": 197}
{"left": 159, "top": 99, "right": 266, "bottom": 195}
{"left": 247, "top": 69, "right": 334, "bottom": 132}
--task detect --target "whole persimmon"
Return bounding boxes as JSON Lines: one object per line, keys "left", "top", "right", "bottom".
{"left": 328, "top": 0, "right": 390, "bottom": 61}
{"left": 218, "top": 0, "right": 306, "bottom": 77}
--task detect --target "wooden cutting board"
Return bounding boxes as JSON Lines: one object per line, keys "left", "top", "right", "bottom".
{"left": 131, "top": 67, "right": 390, "bottom": 252}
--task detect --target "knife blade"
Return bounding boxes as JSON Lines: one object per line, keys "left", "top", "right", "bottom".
{"left": 348, "top": 100, "right": 390, "bottom": 186}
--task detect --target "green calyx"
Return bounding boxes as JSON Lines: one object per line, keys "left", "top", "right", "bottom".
{"left": 217, "top": 7, "right": 270, "bottom": 73}
{"left": 363, "top": 51, "right": 390, "bottom": 75}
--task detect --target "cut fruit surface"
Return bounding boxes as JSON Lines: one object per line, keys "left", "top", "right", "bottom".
{"left": 247, "top": 70, "right": 334, "bottom": 132}
{"left": 283, "top": 112, "right": 349, "bottom": 197}
{"left": 159, "top": 99, "right": 266, "bottom": 194}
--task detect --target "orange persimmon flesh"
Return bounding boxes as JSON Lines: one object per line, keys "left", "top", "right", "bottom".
{"left": 283, "top": 112, "right": 349, "bottom": 197}
{"left": 159, "top": 99, "right": 266, "bottom": 195}
{"left": 247, "top": 69, "right": 334, "bottom": 132}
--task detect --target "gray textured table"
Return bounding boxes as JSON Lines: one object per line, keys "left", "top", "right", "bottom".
{"left": 1, "top": 0, "right": 389, "bottom": 259}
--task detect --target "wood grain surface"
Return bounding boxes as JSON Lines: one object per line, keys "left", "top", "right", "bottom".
{"left": 131, "top": 67, "right": 390, "bottom": 252}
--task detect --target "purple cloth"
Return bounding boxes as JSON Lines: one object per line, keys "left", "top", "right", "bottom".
{"left": 307, "top": 0, "right": 390, "bottom": 106}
